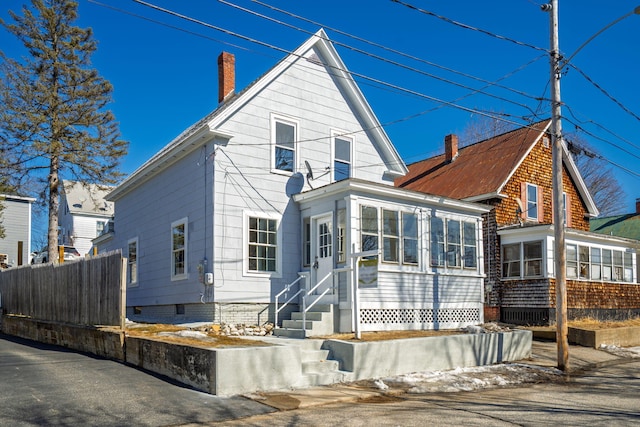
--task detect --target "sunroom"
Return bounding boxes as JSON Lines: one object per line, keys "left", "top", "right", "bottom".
{"left": 498, "top": 224, "right": 639, "bottom": 324}
{"left": 289, "top": 178, "right": 489, "bottom": 333}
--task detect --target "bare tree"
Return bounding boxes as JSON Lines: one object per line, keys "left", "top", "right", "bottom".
{"left": 0, "top": 0, "right": 127, "bottom": 262}
{"left": 566, "top": 135, "right": 627, "bottom": 217}
{"left": 459, "top": 114, "right": 516, "bottom": 147}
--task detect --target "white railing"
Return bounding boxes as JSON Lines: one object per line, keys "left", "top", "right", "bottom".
{"left": 302, "top": 271, "right": 333, "bottom": 329}
{"left": 274, "top": 275, "right": 306, "bottom": 329}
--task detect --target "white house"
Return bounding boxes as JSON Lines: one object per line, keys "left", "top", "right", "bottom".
{"left": 99, "top": 30, "right": 489, "bottom": 334}
{"left": 59, "top": 181, "right": 113, "bottom": 257}
{"left": 0, "top": 194, "right": 35, "bottom": 268}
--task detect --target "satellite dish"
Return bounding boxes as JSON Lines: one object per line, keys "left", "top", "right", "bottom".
{"left": 515, "top": 197, "right": 523, "bottom": 212}
{"left": 305, "top": 160, "right": 315, "bottom": 189}
{"left": 515, "top": 197, "right": 524, "bottom": 226}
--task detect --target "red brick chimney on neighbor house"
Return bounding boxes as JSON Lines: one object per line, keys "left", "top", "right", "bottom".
{"left": 445, "top": 134, "right": 459, "bottom": 163}
{"left": 218, "top": 52, "right": 235, "bottom": 104}
{"left": 636, "top": 198, "right": 640, "bottom": 214}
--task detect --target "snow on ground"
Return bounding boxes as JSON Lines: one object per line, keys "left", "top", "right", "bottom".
{"left": 600, "top": 345, "right": 640, "bottom": 358}
{"left": 374, "top": 364, "right": 563, "bottom": 394}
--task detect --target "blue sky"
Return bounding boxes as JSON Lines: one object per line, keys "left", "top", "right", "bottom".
{"left": 2, "top": 0, "right": 639, "bottom": 240}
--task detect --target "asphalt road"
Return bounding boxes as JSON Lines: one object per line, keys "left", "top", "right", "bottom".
{"left": 217, "top": 359, "right": 640, "bottom": 426}
{"left": 0, "top": 334, "right": 274, "bottom": 426}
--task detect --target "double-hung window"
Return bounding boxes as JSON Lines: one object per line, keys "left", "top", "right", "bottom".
{"left": 333, "top": 136, "right": 351, "bottom": 181}
{"left": 273, "top": 117, "right": 296, "bottom": 173}
{"left": 127, "top": 237, "right": 138, "bottom": 286}
{"left": 502, "top": 241, "right": 543, "bottom": 278}
{"left": 430, "top": 217, "right": 445, "bottom": 267}
{"left": 382, "top": 210, "right": 399, "bottom": 263}
{"left": 402, "top": 212, "right": 418, "bottom": 265}
{"left": 526, "top": 184, "right": 539, "bottom": 221}
{"left": 171, "top": 218, "right": 188, "bottom": 280}
{"left": 248, "top": 216, "right": 278, "bottom": 272}
{"left": 360, "top": 206, "right": 379, "bottom": 253}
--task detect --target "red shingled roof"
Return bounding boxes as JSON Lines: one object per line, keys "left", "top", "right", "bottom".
{"left": 396, "top": 120, "right": 551, "bottom": 200}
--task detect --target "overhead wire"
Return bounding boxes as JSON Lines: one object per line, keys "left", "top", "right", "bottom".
{"left": 249, "top": 0, "right": 548, "bottom": 103}
{"left": 390, "top": 0, "right": 549, "bottom": 53}
{"left": 131, "top": 0, "right": 540, "bottom": 131}
{"left": 219, "top": 0, "right": 541, "bottom": 116}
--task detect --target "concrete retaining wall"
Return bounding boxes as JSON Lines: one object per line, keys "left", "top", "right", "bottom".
{"left": 569, "top": 326, "right": 640, "bottom": 348}
{"left": 1, "top": 316, "right": 124, "bottom": 360}
{"left": 323, "top": 330, "right": 532, "bottom": 380}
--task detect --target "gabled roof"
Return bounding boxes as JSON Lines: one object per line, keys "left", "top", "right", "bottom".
{"left": 591, "top": 214, "right": 640, "bottom": 241}
{"left": 396, "top": 120, "right": 598, "bottom": 216}
{"left": 108, "top": 29, "right": 407, "bottom": 201}
{"left": 62, "top": 181, "right": 113, "bottom": 217}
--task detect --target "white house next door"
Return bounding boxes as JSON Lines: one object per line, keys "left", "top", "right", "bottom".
{"left": 312, "top": 213, "right": 334, "bottom": 301}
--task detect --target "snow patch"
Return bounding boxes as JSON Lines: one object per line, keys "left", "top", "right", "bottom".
{"left": 600, "top": 344, "right": 640, "bottom": 358}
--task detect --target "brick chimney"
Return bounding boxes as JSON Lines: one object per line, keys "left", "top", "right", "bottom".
{"left": 636, "top": 198, "right": 640, "bottom": 214}
{"left": 445, "top": 134, "right": 459, "bottom": 163}
{"left": 217, "top": 52, "right": 235, "bottom": 104}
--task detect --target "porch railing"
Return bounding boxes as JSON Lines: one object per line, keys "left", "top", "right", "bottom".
{"left": 274, "top": 275, "right": 305, "bottom": 328}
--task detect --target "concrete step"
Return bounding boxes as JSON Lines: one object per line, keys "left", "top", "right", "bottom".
{"left": 291, "top": 312, "right": 325, "bottom": 321}
{"left": 272, "top": 328, "right": 306, "bottom": 339}
{"left": 293, "top": 370, "right": 355, "bottom": 388}
{"left": 301, "top": 348, "right": 330, "bottom": 363}
{"left": 302, "top": 359, "right": 340, "bottom": 374}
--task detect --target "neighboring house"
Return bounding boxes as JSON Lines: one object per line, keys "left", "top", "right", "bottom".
{"left": 591, "top": 198, "right": 640, "bottom": 281}
{"left": 396, "top": 122, "right": 640, "bottom": 325}
{"left": 98, "top": 30, "right": 489, "bottom": 333}
{"left": 0, "top": 194, "right": 35, "bottom": 268}
{"left": 59, "top": 181, "right": 114, "bottom": 257}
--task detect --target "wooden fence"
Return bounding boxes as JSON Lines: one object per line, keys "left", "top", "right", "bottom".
{"left": 0, "top": 251, "right": 126, "bottom": 328}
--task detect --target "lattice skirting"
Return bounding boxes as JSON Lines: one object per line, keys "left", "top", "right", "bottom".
{"left": 360, "top": 307, "right": 481, "bottom": 327}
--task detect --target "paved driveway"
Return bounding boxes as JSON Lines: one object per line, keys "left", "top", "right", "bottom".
{"left": 0, "top": 334, "right": 274, "bottom": 426}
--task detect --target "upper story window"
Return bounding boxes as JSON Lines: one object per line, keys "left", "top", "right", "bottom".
{"left": 171, "top": 218, "right": 188, "bottom": 280}
{"left": 526, "top": 183, "right": 539, "bottom": 221}
{"left": 272, "top": 116, "right": 297, "bottom": 173}
{"left": 127, "top": 237, "right": 138, "bottom": 286}
{"left": 333, "top": 135, "right": 352, "bottom": 181}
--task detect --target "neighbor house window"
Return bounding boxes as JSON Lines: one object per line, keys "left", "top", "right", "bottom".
{"left": 624, "top": 252, "right": 633, "bottom": 282}
{"left": 463, "top": 222, "right": 477, "bottom": 269}
{"left": 171, "top": 218, "right": 188, "bottom": 280}
{"left": 502, "top": 241, "right": 543, "bottom": 278}
{"left": 248, "top": 216, "right": 278, "bottom": 272}
{"left": 566, "top": 244, "right": 633, "bottom": 283}
{"left": 602, "top": 249, "right": 612, "bottom": 281}
{"left": 273, "top": 117, "right": 296, "bottom": 173}
{"left": 402, "top": 212, "right": 418, "bottom": 265}
{"left": 97, "top": 221, "right": 106, "bottom": 236}
{"left": 333, "top": 135, "right": 351, "bottom": 181}
{"left": 502, "top": 243, "right": 521, "bottom": 278}
{"left": 526, "top": 183, "right": 539, "bottom": 221}
{"left": 591, "top": 247, "right": 602, "bottom": 280}
{"left": 127, "top": 237, "right": 138, "bottom": 286}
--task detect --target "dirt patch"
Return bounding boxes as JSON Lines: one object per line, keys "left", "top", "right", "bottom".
{"left": 312, "top": 329, "right": 464, "bottom": 342}
{"left": 125, "top": 323, "right": 272, "bottom": 348}
{"left": 568, "top": 317, "right": 640, "bottom": 330}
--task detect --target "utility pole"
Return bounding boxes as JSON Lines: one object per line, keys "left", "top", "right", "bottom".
{"left": 543, "top": 0, "right": 569, "bottom": 371}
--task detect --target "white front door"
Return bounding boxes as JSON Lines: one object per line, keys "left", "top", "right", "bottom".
{"left": 312, "top": 214, "right": 334, "bottom": 299}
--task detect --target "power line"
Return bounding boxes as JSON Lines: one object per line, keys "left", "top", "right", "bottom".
{"left": 563, "top": 116, "right": 640, "bottom": 161}
{"left": 249, "top": 0, "right": 548, "bottom": 103}
{"left": 390, "top": 0, "right": 548, "bottom": 53}
{"left": 131, "top": 0, "right": 539, "bottom": 130}
{"left": 219, "top": 0, "right": 541, "bottom": 115}
{"left": 568, "top": 63, "right": 640, "bottom": 123}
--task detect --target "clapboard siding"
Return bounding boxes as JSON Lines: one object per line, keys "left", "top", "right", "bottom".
{"left": 0, "top": 197, "right": 32, "bottom": 266}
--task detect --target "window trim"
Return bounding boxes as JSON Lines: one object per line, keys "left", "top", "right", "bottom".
{"left": 170, "top": 218, "right": 188, "bottom": 281}
{"left": 271, "top": 114, "right": 298, "bottom": 175}
{"left": 525, "top": 183, "right": 539, "bottom": 221}
{"left": 243, "top": 211, "right": 282, "bottom": 278}
{"left": 331, "top": 130, "right": 353, "bottom": 182}
{"left": 127, "top": 237, "right": 139, "bottom": 287}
